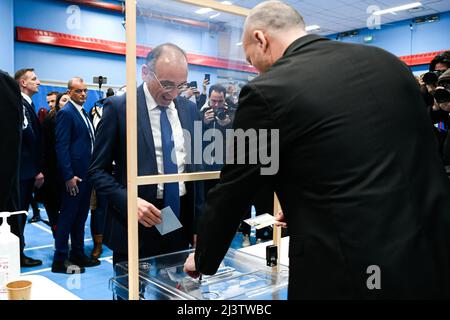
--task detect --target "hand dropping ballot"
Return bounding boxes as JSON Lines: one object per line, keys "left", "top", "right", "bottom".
{"left": 155, "top": 207, "right": 183, "bottom": 235}
{"left": 243, "top": 213, "right": 276, "bottom": 230}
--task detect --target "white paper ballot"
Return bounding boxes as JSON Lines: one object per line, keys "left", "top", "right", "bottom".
{"left": 155, "top": 206, "right": 183, "bottom": 235}
{"left": 243, "top": 213, "right": 276, "bottom": 230}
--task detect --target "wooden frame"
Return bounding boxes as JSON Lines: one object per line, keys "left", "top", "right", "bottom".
{"left": 125, "top": 0, "right": 281, "bottom": 300}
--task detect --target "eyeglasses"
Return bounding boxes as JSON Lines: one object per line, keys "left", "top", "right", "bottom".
{"left": 149, "top": 70, "right": 188, "bottom": 91}
{"left": 74, "top": 89, "right": 88, "bottom": 94}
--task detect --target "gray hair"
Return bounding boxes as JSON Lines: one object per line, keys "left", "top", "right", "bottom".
{"left": 244, "top": 1, "right": 305, "bottom": 34}
{"left": 68, "top": 77, "right": 84, "bottom": 90}
{"left": 146, "top": 43, "right": 187, "bottom": 71}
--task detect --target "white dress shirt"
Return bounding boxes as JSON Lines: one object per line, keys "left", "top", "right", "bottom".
{"left": 21, "top": 92, "right": 32, "bottom": 129}
{"left": 143, "top": 82, "right": 187, "bottom": 199}
{"left": 70, "top": 99, "right": 95, "bottom": 154}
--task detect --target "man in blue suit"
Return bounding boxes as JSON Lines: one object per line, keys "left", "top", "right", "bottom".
{"left": 52, "top": 77, "right": 99, "bottom": 273}
{"left": 88, "top": 43, "right": 204, "bottom": 266}
{"left": 14, "top": 68, "right": 43, "bottom": 267}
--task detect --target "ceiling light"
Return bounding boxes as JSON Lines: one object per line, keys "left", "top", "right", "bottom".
{"left": 195, "top": 7, "right": 213, "bottom": 14}
{"left": 236, "top": 42, "right": 242, "bottom": 46}
{"left": 373, "top": 2, "right": 422, "bottom": 16}
{"left": 209, "top": 13, "right": 221, "bottom": 19}
{"left": 305, "top": 25, "right": 320, "bottom": 31}
{"left": 221, "top": 1, "right": 233, "bottom": 4}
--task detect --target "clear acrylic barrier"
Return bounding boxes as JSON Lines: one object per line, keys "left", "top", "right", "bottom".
{"left": 111, "top": 248, "right": 288, "bottom": 300}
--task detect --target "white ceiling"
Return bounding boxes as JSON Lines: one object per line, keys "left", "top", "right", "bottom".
{"left": 232, "top": 0, "right": 450, "bottom": 35}
{"left": 138, "top": 0, "right": 450, "bottom": 35}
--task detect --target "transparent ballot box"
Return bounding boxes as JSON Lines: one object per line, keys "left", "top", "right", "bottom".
{"left": 110, "top": 249, "right": 288, "bottom": 300}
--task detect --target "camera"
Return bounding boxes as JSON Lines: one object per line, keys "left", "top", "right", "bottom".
{"left": 434, "top": 88, "right": 450, "bottom": 104}
{"left": 214, "top": 107, "right": 230, "bottom": 121}
{"left": 423, "top": 71, "right": 443, "bottom": 86}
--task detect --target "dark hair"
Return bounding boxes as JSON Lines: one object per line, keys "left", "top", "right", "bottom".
{"left": 146, "top": 43, "right": 187, "bottom": 71}
{"left": 106, "top": 87, "right": 115, "bottom": 97}
{"left": 14, "top": 68, "right": 34, "bottom": 81}
{"left": 208, "top": 84, "right": 226, "bottom": 98}
{"left": 47, "top": 91, "right": 59, "bottom": 97}
{"left": 429, "top": 51, "right": 450, "bottom": 71}
{"left": 49, "top": 92, "right": 69, "bottom": 117}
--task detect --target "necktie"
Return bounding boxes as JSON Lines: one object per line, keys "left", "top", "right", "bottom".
{"left": 159, "top": 106, "right": 180, "bottom": 218}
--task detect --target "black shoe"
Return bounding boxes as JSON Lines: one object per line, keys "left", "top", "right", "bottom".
{"left": 20, "top": 255, "right": 43, "bottom": 267}
{"left": 28, "top": 215, "right": 41, "bottom": 223}
{"left": 70, "top": 255, "right": 100, "bottom": 267}
{"left": 51, "top": 260, "right": 85, "bottom": 274}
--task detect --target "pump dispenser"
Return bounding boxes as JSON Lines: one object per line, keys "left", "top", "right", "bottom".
{"left": 0, "top": 211, "right": 26, "bottom": 299}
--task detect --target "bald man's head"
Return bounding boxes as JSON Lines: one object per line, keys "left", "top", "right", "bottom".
{"left": 244, "top": 1, "right": 305, "bottom": 39}
{"left": 142, "top": 43, "right": 189, "bottom": 106}
{"left": 242, "top": 1, "right": 307, "bottom": 73}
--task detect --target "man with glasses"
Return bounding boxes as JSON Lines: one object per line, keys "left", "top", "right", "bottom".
{"left": 89, "top": 43, "right": 204, "bottom": 267}
{"left": 52, "top": 77, "right": 99, "bottom": 273}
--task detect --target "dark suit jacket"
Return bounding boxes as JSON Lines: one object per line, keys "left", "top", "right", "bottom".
{"left": 195, "top": 35, "right": 450, "bottom": 299}
{"left": 0, "top": 70, "right": 22, "bottom": 211}
{"left": 55, "top": 101, "right": 93, "bottom": 182}
{"left": 20, "top": 96, "right": 42, "bottom": 181}
{"left": 88, "top": 84, "right": 204, "bottom": 255}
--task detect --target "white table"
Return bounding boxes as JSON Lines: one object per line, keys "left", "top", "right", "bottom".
{"left": 239, "top": 236, "right": 290, "bottom": 266}
{"left": 18, "top": 275, "right": 81, "bottom": 300}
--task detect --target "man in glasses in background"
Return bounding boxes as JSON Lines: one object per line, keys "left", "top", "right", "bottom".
{"left": 89, "top": 43, "right": 204, "bottom": 268}
{"left": 52, "top": 77, "right": 99, "bottom": 273}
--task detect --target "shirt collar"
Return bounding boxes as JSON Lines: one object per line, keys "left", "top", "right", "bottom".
{"left": 70, "top": 99, "right": 84, "bottom": 111}
{"left": 143, "top": 81, "right": 175, "bottom": 111}
{"left": 21, "top": 92, "right": 32, "bottom": 105}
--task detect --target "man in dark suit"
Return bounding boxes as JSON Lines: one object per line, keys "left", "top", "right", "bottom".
{"left": 14, "top": 68, "right": 43, "bottom": 267}
{"left": 0, "top": 70, "right": 23, "bottom": 237}
{"left": 185, "top": 1, "right": 450, "bottom": 299}
{"left": 88, "top": 43, "right": 204, "bottom": 266}
{"left": 52, "top": 77, "right": 99, "bottom": 273}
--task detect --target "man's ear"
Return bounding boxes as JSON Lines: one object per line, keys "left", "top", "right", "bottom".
{"left": 254, "top": 30, "right": 268, "bottom": 52}
{"left": 142, "top": 64, "right": 149, "bottom": 80}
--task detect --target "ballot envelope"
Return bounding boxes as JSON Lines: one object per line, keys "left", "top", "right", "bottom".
{"left": 110, "top": 248, "right": 288, "bottom": 300}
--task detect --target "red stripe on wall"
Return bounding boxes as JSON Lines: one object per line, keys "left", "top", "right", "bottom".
{"left": 16, "top": 27, "right": 257, "bottom": 73}
{"left": 60, "top": 0, "right": 123, "bottom": 13}
{"left": 399, "top": 50, "right": 448, "bottom": 66}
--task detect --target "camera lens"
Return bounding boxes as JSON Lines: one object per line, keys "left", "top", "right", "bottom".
{"left": 423, "top": 72, "right": 439, "bottom": 85}
{"left": 435, "top": 88, "right": 450, "bottom": 104}
{"left": 215, "top": 108, "right": 228, "bottom": 121}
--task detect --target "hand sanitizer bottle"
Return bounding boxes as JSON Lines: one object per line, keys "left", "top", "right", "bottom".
{"left": 0, "top": 211, "right": 26, "bottom": 300}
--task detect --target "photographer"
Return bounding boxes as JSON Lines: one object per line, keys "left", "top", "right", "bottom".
{"left": 435, "top": 69, "right": 450, "bottom": 165}
{"left": 420, "top": 52, "right": 450, "bottom": 107}
{"left": 200, "top": 84, "right": 235, "bottom": 197}
{"left": 201, "top": 84, "right": 235, "bottom": 129}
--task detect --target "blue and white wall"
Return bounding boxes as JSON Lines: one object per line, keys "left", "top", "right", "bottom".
{"left": 327, "top": 11, "right": 450, "bottom": 73}
{"left": 6, "top": 0, "right": 450, "bottom": 109}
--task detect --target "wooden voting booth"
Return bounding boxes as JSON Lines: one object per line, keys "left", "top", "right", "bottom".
{"left": 125, "top": 0, "right": 282, "bottom": 300}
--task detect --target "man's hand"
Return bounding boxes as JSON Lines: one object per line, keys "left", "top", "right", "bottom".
{"left": 438, "top": 101, "right": 450, "bottom": 112}
{"left": 183, "top": 252, "right": 200, "bottom": 278}
{"left": 183, "top": 87, "right": 195, "bottom": 99}
{"left": 274, "top": 211, "right": 287, "bottom": 228}
{"left": 65, "top": 176, "right": 82, "bottom": 196}
{"left": 137, "top": 197, "right": 162, "bottom": 227}
{"left": 203, "top": 109, "right": 215, "bottom": 125}
{"left": 217, "top": 115, "right": 231, "bottom": 127}
{"left": 202, "top": 78, "right": 209, "bottom": 94}
{"left": 34, "top": 172, "right": 44, "bottom": 189}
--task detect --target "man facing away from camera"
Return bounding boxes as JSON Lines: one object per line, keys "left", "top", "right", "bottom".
{"left": 184, "top": 0, "right": 450, "bottom": 299}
